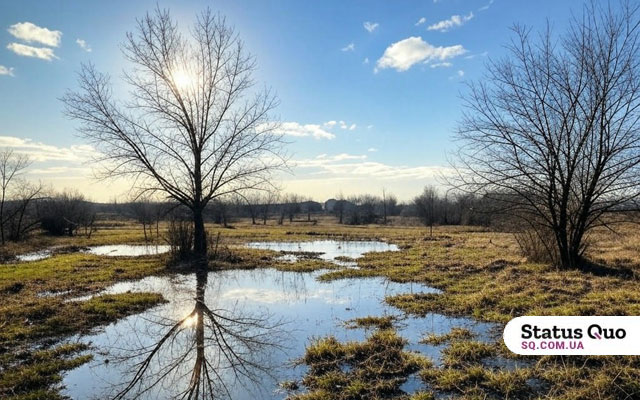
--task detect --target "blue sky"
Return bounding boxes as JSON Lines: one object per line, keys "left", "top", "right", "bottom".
{"left": 0, "top": 0, "right": 583, "bottom": 201}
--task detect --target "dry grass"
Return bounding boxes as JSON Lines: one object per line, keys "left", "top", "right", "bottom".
{"left": 288, "top": 328, "right": 431, "bottom": 400}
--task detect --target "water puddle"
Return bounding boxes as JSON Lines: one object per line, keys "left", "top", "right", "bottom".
{"left": 62, "top": 268, "right": 494, "bottom": 399}
{"left": 13, "top": 244, "right": 170, "bottom": 263}
{"left": 37, "top": 289, "right": 73, "bottom": 298}
{"left": 15, "top": 249, "right": 53, "bottom": 262}
{"left": 84, "top": 244, "right": 171, "bottom": 257}
{"left": 247, "top": 240, "right": 399, "bottom": 267}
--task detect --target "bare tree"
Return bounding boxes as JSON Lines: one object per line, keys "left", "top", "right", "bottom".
{"left": 283, "top": 193, "right": 301, "bottom": 223}
{"left": 128, "top": 196, "right": 156, "bottom": 241}
{"left": 414, "top": 186, "right": 437, "bottom": 236}
{"left": 452, "top": 2, "right": 640, "bottom": 269}
{"left": 344, "top": 195, "right": 379, "bottom": 225}
{"left": 109, "top": 270, "right": 287, "bottom": 399}
{"left": 241, "top": 192, "right": 261, "bottom": 225}
{"left": 62, "top": 8, "right": 285, "bottom": 261}
{"left": 381, "top": 188, "right": 388, "bottom": 224}
{"left": 333, "top": 192, "right": 346, "bottom": 224}
{"left": 258, "top": 190, "right": 278, "bottom": 225}
{"left": 381, "top": 189, "right": 398, "bottom": 225}
{"left": 3, "top": 181, "right": 43, "bottom": 242}
{"left": 0, "top": 150, "right": 30, "bottom": 245}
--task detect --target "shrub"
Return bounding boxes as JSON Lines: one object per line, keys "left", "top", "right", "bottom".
{"left": 514, "top": 227, "right": 558, "bottom": 264}
{"left": 166, "top": 218, "right": 194, "bottom": 261}
{"left": 38, "top": 191, "right": 96, "bottom": 237}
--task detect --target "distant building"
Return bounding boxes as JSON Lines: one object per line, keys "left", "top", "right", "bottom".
{"left": 324, "top": 198, "right": 337, "bottom": 212}
{"left": 324, "top": 198, "right": 355, "bottom": 213}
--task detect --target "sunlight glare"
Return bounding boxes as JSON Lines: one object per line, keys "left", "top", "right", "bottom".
{"left": 171, "top": 67, "right": 194, "bottom": 90}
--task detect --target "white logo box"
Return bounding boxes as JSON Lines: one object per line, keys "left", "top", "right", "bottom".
{"left": 504, "top": 316, "right": 640, "bottom": 355}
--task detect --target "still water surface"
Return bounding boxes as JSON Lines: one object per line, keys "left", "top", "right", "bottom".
{"left": 61, "top": 240, "right": 495, "bottom": 399}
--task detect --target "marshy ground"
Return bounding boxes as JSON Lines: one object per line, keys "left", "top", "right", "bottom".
{"left": 1, "top": 219, "right": 640, "bottom": 399}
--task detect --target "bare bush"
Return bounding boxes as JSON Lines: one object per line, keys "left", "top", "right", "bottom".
{"left": 38, "top": 191, "right": 96, "bottom": 237}
{"left": 514, "top": 227, "right": 559, "bottom": 264}
{"left": 166, "top": 217, "right": 194, "bottom": 262}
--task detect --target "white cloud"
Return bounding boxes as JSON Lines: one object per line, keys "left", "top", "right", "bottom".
{"left": 28, "top": 166, "right": 91, "bottom": 176}
{"left": 0, "top": 136, "right": 144, "bottom": 201}
{"left": 272, "top": 122, "right": 335, "bottom": 140}
{"left": 479, "top": 0, "right": 494, "bottom": 11}
{"left": 336, "top": 120, "right": 356, "bottom": 130}
{"left": 430, "top": 62, "right": 452, "bottom": 68}
{"left": 296, "top": 154, "right": 368, "bottom": 168}
{"left": 7, "top": 43, "right": 57, "bottom": 60}
{"left": 0, "top": 65, "right": 14, "bottom": 76}
{"left": 0, "top": 136, "right": 97, "bottom": 162}
{"left": 76, "top": 38, "right": 92, "bottom": 52}
{"left": 363, "top": 57, "right": 369, "bottom": 64}
{"left": 464, "top": 51, "right": 488, "bottom": 59}
{"left": 427, "top": 12, "right": 474, "bottom": 32}
{"left": 375, "top": 36, "right": 467, "bottom": 72}
{"left": 221, "top": 287, "right": 347, "bottom": 305}
{"left": 449, "top": 70, "right": 465, "bottom": 80}
{"left": 294, "top": 153, "right": 455, "bottom": 180}
{"left": 363, "top": 21, "right": 379, "bottom": 33}
{"left": 322, "top": 120, "right": 359, "bottom": 131}
{"left": 8, "top": 22, "right": 61, "bottom": 47}
{"left": 341, "top": 42, "right": 355, "bottom": 52}
{"left": 367, "top": 147, "right": 378, "bottom": 152}
{"left": 415, "top": 17, "right": 427, "bottom": 26}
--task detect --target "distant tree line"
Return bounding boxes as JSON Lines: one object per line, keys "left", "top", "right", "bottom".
{"left": 0, "top": 148, "right": 534, "bottom": 247}
{"left": 0, "top": 150, "right": 98, "bottom": 243}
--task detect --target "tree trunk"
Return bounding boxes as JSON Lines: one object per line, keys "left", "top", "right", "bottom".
{"left": 555, "top": 226, "right": 578, "bottom": 270}
{"left": 0, "top": 188, "right": 5, "bottom": 245}
{"left": 193, "top": 269, "right": 206, "bottom": 391}
{"left": 193, "top": 207, "right": 207, "bottom": 258}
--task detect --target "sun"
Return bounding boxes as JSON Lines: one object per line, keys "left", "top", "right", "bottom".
{"left": 170, "top": 67, "right": 194, "bottom": 90}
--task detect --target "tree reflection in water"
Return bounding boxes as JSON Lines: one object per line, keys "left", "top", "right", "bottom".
{"left": 108, "top": 269, "right": 288, "bottom": 399}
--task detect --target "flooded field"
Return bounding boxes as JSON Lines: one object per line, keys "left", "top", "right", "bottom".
{"left": 61, "top": 241, "right": 496, "bottom": 399}
{"left": 84, "top": 244, "right": 171, "bottom": 257}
